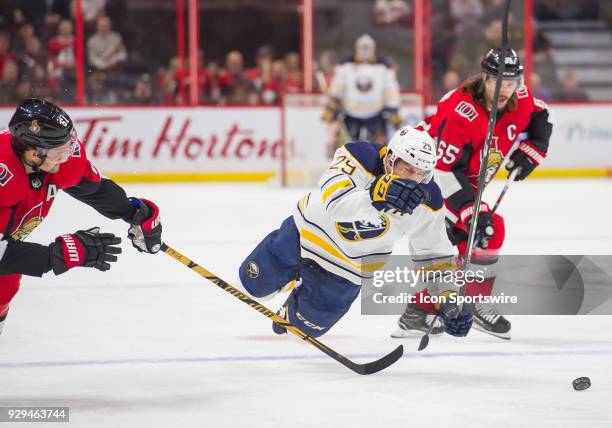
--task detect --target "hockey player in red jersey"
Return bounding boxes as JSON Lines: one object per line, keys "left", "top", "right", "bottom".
{"left": 0, "top": 99, "right": 163, "bottom": 334}
{"left": 392, "top": 48, "right": 553, "bottom": 339}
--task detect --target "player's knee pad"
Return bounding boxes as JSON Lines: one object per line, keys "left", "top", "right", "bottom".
{"left": 0, "top": 274, "right": 21, "bottom": 306}
{"left": 239, "top": 217, "right": 301, "bottom": 298}
{"left": 285, "top": 262, "right": 360, "bottom": 338}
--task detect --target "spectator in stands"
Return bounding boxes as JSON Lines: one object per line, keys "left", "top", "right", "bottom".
{"left": 19, "top": 35, "right": 46, "bottom": 80}
{"left": 432, "top": 69, "right": 461, "bottom": 102}
{"left": 284, "top": 51, "right": 303, "bottom": 93}
{"left": 0, "top": 32, "right": 15, "bottom": 81}
{"left": 87, "top": 15, "right": 127, "bottom": 72}
{"left": 203, "top": 60, "right": 227, "bottom": 104}
{"left": 87, "top": 15, "right": 127, "bottom": 104}
{"left": 47, "top": 19, "right": 76, "bottom": 102}
{"left": 173, "top": 50, "right": 207, "bottom": 105}
{"left": 314, "top": 49, "right": 336, "bottom": 92}
{"left": 221, "top": 50, "right": 252, "bottom": 104}
{"left": 555, "top": 70, "right": 588, "bottom": 101}
{"left": 245, "top": 45, "right": 274, "bottom": 83}
{"left": 531, "top": 72, "right": 553, "bottom": 103}
{"left": 29, "top": 63, "right": 50, "bottom": 99}
{"left": 128, "top": 73, "right": 154, "bottom": 104}
{"left": 0, "top": 59, "right": 20, "bottom": 103}
{"left": 12, "top": 23, "right": 35, "bottom": 60}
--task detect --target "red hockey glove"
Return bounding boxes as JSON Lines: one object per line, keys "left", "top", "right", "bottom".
{"left": 51, "top": 227, "right": 122, "bottom": 275}
{"left": 506, "top": 142, "right": 546, "bottom": 181}
{"left": 458, "top": 202, "right": 495, "bottom": 249}
{"left": 128, "top": 198, "right": 162, "bottom": 253}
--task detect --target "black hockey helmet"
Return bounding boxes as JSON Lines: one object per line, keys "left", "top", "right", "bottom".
{"left": 9, "top": 98, "right": 74, "bottom": 150}
{"left": 481, "top": 48, "right": 523, "bottom": 79}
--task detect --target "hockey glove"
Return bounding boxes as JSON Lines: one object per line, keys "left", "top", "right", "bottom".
{"left": 127, "top": 198, "right": 162, "bottom": 253}
{"left": 435, "top": 292, "right": 474, "bottom": 337}
{"left": 370, "top": 174, "right": 426, "bottom": 215}
{"left": 382, "top": 108, "right": 403, "bottom": 129}
{"left": 50, "top": 227, "right": 122, "bottom": 275}
{"left": 506, "top": 142, "right": 545, "bottom": 181}
{"left": 459, "top": 202, "right": 495, "bottom": 249}
{"left": 322, "top": 98, "right": 342, "bottom": 123}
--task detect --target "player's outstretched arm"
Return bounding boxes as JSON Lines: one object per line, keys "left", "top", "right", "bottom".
{"left": 65, "top": 178, "right": 162, "bottom": 254}
{"left": 0, "top": 228, "right": 121, "bottom": 277}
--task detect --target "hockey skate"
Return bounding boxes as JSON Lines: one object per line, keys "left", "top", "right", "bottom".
{"left": 472, "top": 302, "right": 511, "bottom": 340}
{"left": 0, "top": 315, "right": 6, "bottom": 335}
{"left": 391, "top": 303, "right": 444, "bottom": 338}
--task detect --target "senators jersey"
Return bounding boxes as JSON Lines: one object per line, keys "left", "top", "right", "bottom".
{"left": 293, "top": 142, "right": 454, "bottom": 285}
{"left": 0, "top": 130, "right": 136, "bottom": 277}
{"left": 419, "top": 85, "right": 552, "bottom": 222}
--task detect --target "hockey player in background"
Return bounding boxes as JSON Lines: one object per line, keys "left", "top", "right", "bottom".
{"left": 0, "top": 99, "right": 163, "bottom": 334}
{"left": 238, "top": 126, "right": 473, "bottom": 340}
{"left": 323, "top": 34, "right": 402, "bottom": 148}
{"left": 393, "top": 48, "right": 553, "bottom": 340}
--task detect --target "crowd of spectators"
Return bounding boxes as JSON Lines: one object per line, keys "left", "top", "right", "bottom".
{"left": 157, "top": 45, "right": 304, "bottom": 106}
{"left": 431, "top": 0, "right": 592, "bottom": 102}
{"left": 0, "top": 1, "right": 305, "bottom": 106}
{"left": 0, "top": 0, "right": 600, "bottom": 106}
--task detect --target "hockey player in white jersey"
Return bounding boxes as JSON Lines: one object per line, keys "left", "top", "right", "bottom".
{"left": 323, "top": 34, "right": 402, "bottom": 146}
{"left": 238, "top": 126, "right": 473, "bottom": 339}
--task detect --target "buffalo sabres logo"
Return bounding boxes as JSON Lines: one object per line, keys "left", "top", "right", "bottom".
{"left": 336, "top": 215, "right": 390, "bottom": 242}
{"left": 355, "top": 76, "right": 373, "bottom": 93}
{"left": 246, "top": 261, "right": 260, "bottom": 278}
{"left": 29, "top": 120, "right": 40, "bottom": 133}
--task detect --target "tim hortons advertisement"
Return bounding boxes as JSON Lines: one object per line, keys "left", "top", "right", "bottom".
{"left": 0, "top": 107, "right": 283, "bottom": 178}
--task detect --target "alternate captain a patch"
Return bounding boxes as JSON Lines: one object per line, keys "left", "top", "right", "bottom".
{"left": 0, "top": 163, "right": 14, "bottom": 187}
{"left": 455, "top": 101, "right": 478, "bottom": 122}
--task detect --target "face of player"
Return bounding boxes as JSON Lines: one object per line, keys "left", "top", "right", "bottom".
{"left": 483, "top": 75, "right": 519, "bottom": 110}
{"left": 23, "top": 140, "right": 75, "bottom": 173}
{"left": 386, "top": 156, "right": 427, "bottom": 182}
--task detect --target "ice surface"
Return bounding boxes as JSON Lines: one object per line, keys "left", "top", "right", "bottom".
{"left": 1, "top": 179, "right": 611, "bottom": 427}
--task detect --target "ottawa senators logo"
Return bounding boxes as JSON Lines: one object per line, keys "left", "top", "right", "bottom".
{"left": 455, "top": 101, "right": 478, "bottom": 122}
{"left": 11, "top": 216, "right": 43, "bottom": 241}
{"left": 336, "top": 215, "right": 390, "bottom": 242}
{"left": 0, "top": 163, "right": 14, "bottom": 187}
{"left": 29, "top": 120, "right": 41, "bottom": 133}
{"left": 485, "top": 148, "right": 504, "bottom": 183}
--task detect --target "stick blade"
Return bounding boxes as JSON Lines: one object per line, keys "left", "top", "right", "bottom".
{"left": 417, "top": 335, "right": 430, "bottom": 351}
{"left": 356, "top": 345, "right": 404, "bottom": 375}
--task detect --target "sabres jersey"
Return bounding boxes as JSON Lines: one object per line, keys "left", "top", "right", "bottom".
{"left": 329, "top": 59, "right": 400, "bottom": 119}
{"left": 292, "top": 141, "right": 454, "bottom": 285}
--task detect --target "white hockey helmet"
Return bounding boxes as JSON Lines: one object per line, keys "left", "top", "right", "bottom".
{"left": 386, "top": 126, "right": 438, "bottom": 183}
{"left": 355, "top": 34, "right": 376, "bottom": 62}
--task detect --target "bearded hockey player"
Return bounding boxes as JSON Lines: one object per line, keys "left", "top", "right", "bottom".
{"left": 238, "top": 126, "right": 473, "bottom": 340}
{"left": 0, "top": 99, "right": 163, "bottom": 334}
{"left": 393, "top": 48, "right": 553, "bottom": 340}
{"left": 323, "top": 34, "right": 402, "bottom": 146}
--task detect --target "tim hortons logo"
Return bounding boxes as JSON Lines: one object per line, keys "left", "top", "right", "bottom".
{"left": 455, "top": 101, "right": 478, "bottom": 122}
{"left": 0, "top": 163, "right": 14, "bottom": 186}
{"left": 75, "top": 115, "right": 283, "bottom": 161}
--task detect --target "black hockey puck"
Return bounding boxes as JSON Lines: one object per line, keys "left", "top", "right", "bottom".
{"left": 572, "top": 377, "right": 591, "bottom": 391}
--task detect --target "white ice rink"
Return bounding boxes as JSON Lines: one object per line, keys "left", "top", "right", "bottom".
{"left": 1, "top": 179, "right": 612, "bottom": 427}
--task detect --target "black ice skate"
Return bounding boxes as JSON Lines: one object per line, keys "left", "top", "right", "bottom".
{"left": 391, "top": 302, "right": 444, "bottom": 338}
{"left": 472, "top": 302, "right": 511, "bottom": 340}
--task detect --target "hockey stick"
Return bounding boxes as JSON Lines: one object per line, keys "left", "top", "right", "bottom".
{"left": 491, "top": 168, "right": 519, "bottom": 214}
{"left": 418, "top": 0, "right": 512, "bottom": 351}
{"left": 161, "top": 243, "right": 404, "bottom": 375}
